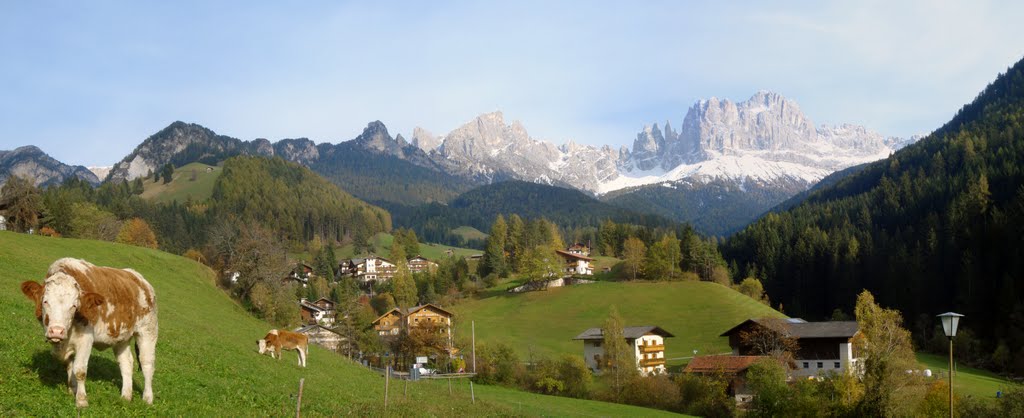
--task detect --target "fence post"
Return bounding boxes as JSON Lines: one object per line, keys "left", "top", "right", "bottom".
{"left": 384, "top": 366, "right": 390, "bottom": 411}
{"left": 295, "top": 378, "right": 305, "bottom": 418}
{"left": 470, "top": 381, "right": 475, "bottom": 404}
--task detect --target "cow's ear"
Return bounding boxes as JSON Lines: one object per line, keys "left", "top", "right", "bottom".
{"left": 20, "top": 281, "right": 43, "bottom": 319}
{"left": 78, "top": 292, "right": 106, "bottom": 323}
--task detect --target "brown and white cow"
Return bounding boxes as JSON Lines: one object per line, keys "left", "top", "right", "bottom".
{"left": 20, "top": 258, "right": 158, "bottom": 407}
{"left": 257, "top": 329, "right": 308, "bottom": 367}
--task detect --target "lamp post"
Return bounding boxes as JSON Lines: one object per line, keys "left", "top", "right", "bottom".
{"left": 937, "top": 312, "right": 964, "bottom": 418}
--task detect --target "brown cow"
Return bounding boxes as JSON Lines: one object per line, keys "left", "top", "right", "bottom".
{"left": 257, "top": 329, "right": 308, "bottom": 367}
{"left": 20, "top": 258, "right": 158, "bottom": 407}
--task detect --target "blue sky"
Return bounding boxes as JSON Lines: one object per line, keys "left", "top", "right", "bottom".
{"left": 2, "top": 1, "right": 1023, "bottom": 166}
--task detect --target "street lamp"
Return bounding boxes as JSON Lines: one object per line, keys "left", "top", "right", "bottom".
{"left": 937, "top": 312, "right": 964, "bottom": 418}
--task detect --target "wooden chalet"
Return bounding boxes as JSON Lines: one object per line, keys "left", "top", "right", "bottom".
{"left": 407, "top": 255, "right": 439, "bottom": 274}
{"left": 372, "top": 304, "right": 453, "bottom": 342}
{"left": 338, "top": 255, "right": 397, "bottom": 283}
{"left": 299, "top": 297, "right": 337, "bottom": 326}
{"left": 555, "top": 249, "right": 594, "bottom": 276}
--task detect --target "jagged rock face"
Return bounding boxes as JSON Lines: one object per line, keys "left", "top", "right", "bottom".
{"left": 411, "top": 127, "right": 442, "bottom": 152}
{"left": 107, "top": 121, "right": 248, "bottom": 182}
{"left": 0, "top": 146, "right": 99, "bottom": 187}
{"left": 273, "top": 138, "right": 319, "bottom": 165}
{"left": 436, "top": 111, "right": 563, "bottom": 184}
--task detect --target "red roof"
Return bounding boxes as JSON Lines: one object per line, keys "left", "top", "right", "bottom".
{"left": 684, "top": 355, "right": 767, "bottom": 374}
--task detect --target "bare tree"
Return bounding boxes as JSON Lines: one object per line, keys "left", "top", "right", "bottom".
{"left": 231, "top": 225, "right": 291, "bottom": 300}
{"left": 739, "top": 318, "right": 799, "bottom": 365}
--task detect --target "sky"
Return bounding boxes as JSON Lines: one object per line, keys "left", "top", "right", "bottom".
{"left": 2, "top": 1, "right": 1023, "bottom": 166}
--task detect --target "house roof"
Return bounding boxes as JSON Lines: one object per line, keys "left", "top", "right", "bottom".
{"left": 409, "top": 255, "right": 434, "bottom": 262}
{"left": 293, "top": 324, "right": 342, "bottom": 335}
{"left": 299, "top": 301, "right": 325, "bottom": 312}
{"left": 371, "top": 303, "right": 454, "bottom": 325}
{"left": 573, "top": 326, "right": 675, "bottom": 340}
{"left": 684, "top": 355, "right": 767, "bottom": 374}
{"left": 720, "top": 318, "right": 859, "bottom": 339}
{"left": 313, "top": 297, "right": 336, "bottom": 306}
{"left": 555, "top": 249, "right": 594, "bottom": 262}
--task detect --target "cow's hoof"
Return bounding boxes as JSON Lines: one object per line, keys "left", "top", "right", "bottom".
{"left": 121, "top": 392, "right": 132, "bottom": 401}
{"left": 76, "top": 397, "right": 88, "bottom": 408}
{"left": 143, "top": 393, "right": 153, "bottom": 405}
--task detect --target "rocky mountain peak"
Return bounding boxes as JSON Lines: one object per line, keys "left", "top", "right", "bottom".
{"left": 0, "top": 145, "right": 99, "bottom": 187}
{"left": 411, "top": 127, "right": 442, "bottom": 151}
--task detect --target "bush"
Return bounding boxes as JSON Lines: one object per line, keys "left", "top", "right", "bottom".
{"left": 117, "top": 218, "right": 158, "bottom": 249}
{"left": 676, "top": 373, "right": 734, "bottom": 418}
{"left": 473, "top": 342, "right": 523, "bottom": 386}
{"left": 621, "top": 374, "right": 681, "bottom": 411}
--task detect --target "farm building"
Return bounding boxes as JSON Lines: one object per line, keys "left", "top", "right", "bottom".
{"left": 299, "top": 297, "right": 336, "bottom": 326}
{"left": 573, "top": 325, "right": 674, "bottom": 376}
{"left": 294, "top": 324, "right": 346, "bottom": 353}
{"left": 719, "top": 318, "right": 863, "bottom": 377}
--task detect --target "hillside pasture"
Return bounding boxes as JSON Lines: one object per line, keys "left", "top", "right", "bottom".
{"left": 0, "top": 232, "right": 681, "bottom": 416}
{"left": 452, "top": 280, "right": 785, "bottom": 367}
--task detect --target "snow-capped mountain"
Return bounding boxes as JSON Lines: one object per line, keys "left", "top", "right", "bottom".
{"left": 419, "top": 91, "right": 915, "bottom": 196}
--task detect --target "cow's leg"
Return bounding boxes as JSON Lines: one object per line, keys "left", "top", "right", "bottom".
{"left": 114, "top": 341, "right": 134, "bottom": 400}
{"left": 297, "top": 348, "right": 304, "bottom": 367}
{"left": 66, "top": 360, "right": 75, "bottom": 395}
{"left": 71, "top": 337, "right": 94, "bottom": 408}
{"left": 137, "top": 332, "right": 157, "bottom": 405}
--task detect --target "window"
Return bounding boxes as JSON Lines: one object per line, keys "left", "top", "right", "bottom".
{"left": 834, "top": 362, "right": 841, "bottom": 369}
{"left": 817, "top": 362, "right": 823, "bottom": 368}
{"left": 803, "top": 362, "right": 809, "bottom": 369}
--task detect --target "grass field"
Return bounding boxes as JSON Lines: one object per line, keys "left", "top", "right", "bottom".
{"left": 452, "top": 280, "right": 785, "bottom": 367}
{"left": 291, "top": 232, "right": 481, "bottom": 264}
{"left": 451, "top": 226, "right": 488, "bottom": 241}
{"left": 140, "top": 162, "right": 220, "bottom": 204}
{"left": 0, "top": 232, "right": 682, "bottom": 416}
{"left": 916, "top": 352, "right": 1021, "bottom": 402}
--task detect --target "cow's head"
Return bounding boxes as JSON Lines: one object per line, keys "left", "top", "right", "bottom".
{"left": 21, "top": 273, "right": 105, "bottom": 343}
{"left": 257, "top": 339, "right": 268, "bottom": 354}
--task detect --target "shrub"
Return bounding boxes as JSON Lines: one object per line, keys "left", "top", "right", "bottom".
{"left": 117, "top": 218, "right": 158, "bottom": 249}
{"left": 473, "top": 342, "right": 523, "bottom": 386}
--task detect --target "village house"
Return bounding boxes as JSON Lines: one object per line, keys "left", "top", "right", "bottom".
{"left": 372, "top": 303, "right": 453, "bottom": 343}
{"left": 407, "top": 255, "right": 439, "bottom": 274}
{"left": 555, "top": 249, "right": 594, "bottom": 276}
{"left": 566, "top": 242, "right": 591, "bottom": 257}
{"left": 294, "top": 324, "right": 346, "bottom": 353}
{"left": 573, "top": 325, "right": 674, "bottom": 376}
{"left": 299, "top": 297, "right": 336, "bottom": 326}
{"left": 339, "top": 255, "right": 397, "bottom": 283}
{"left": 684, "top": 355, "right": 769, "bottom": 403}
{"left": 719, "top": 318, "right": 863, "bottom": 377}
{"left": 0, "top": 214, "right": 6, "bottom": 231}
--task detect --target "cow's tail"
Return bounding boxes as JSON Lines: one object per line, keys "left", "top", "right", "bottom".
{"left": 135, "top": 340, "right": 142, "bottom": 371}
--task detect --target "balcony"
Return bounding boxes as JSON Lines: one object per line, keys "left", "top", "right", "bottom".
{"left": 639, "top": 357, "right": 666, "bottom": 367}
{"left": 639, "top": 344, "right": 665, "bottom": 354}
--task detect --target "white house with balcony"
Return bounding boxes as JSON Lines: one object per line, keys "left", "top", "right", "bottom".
{"left": 573, "top": 325, "right": 674, "bottom": 376}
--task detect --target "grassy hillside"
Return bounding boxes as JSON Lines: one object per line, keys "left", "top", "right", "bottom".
{"left": 140, "top": 162, "right": 220, "bottom": 204}
{"left": 452, "top": 281, "right": 785, "bottom": 367}
{"left": 0, "top": 232, "right": 681, "bottom": 416}
{"left": 451, "top": 226, "right": 488, "bottom": 241}
{"left": 916, "top": 353, "right": 1019, "bottom": 402}
{"left": 290, "top": 232, "right": 481, "bottom": 264}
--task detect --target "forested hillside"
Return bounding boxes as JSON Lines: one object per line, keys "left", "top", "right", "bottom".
{"left": 604, "top": 178, "right": 802, "bottom": 236}
{"left": 723, "top": 57, "right": 1024, "bottom": 373}
{"left": 211, "top": 156, "right": 391, "bottom": 243}
{"left": 391, "top": 180, "right": 678, "bottom": 247}
{"left": 311, "top": 141, "right": 476, "bottom": 207}
{"left": 22, "top": 156, "right": 391, "bottom": 255}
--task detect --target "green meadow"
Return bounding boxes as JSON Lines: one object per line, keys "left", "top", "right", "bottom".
{"left": 0, "top": 232, "right": 680, "bottom": 416}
